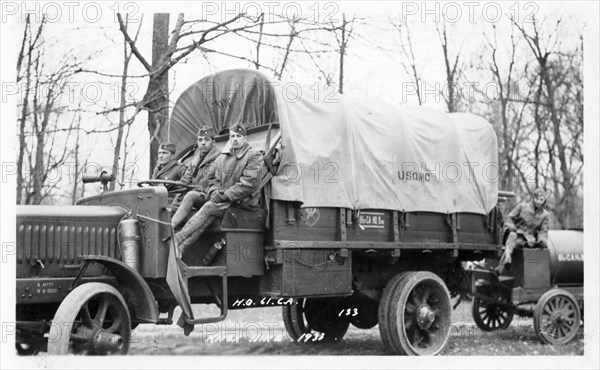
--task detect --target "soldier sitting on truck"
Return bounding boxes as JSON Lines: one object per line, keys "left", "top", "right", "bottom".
{"left": 171, "top": 125, "right": 221, "bottom": 230}
{"left": 152, "top": 142, "right": 187, "bottom": 191}
{"left": 173, "top": 123, "right": 264, "bottom": 258}
{"left": 495, "top": 187, "right": 550, "bottom": 274}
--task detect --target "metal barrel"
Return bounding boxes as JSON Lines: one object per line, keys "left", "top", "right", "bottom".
{"left": 119, "top": 218, "right": 141, "bottom": 272}
{"left": 547, "top": 230, "right": 583, "bottom": 285}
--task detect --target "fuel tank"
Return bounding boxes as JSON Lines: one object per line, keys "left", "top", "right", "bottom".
{"left": 547, "top": 230, "right": 583, "bottom": 286}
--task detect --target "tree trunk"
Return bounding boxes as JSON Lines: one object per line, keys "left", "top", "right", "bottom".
{"left": 71, "top": 115, "right": 81, "bottom": 204}
{"left": 147, "top": 13, "right": 170, "bottom": 175}
{"left": 17, "top": 20, "right": 32, "bottom": 204}
{"left": 111, "top": 20, "right": 134, "bottom": 190}
{"left": 254, "top": 16, "right": 264, "bottom": 70}
{"left": 541, "top": 68, "right": 573, "bottom": 228}
{"left": 338, "top": 14, "right": 346, "bottom": 94}
{"left": 30, "top": 56, "right": 43, "bottom": 204}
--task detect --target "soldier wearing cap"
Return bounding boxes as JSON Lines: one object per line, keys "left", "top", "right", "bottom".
{"left": 173, "top": 123, "right": 264, "bottom": 257}
{"left": 495, "top": 187, "right": 551, "bottom": 274}
{"left": 171, "top": 125, "right": 221, "bottom": 229}
{"left": 152, "top": 142, "right": 187, "bottom": 189}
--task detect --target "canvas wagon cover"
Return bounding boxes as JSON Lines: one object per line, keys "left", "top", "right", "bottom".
{"left": 170, "top": 70, "right": 498, "bottom": 215}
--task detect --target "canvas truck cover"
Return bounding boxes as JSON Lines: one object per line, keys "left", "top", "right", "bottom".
{"left": 169, "top": 69, "right": 278, "bottom": 151}
{"left": 170, "top": 69, "right": 498, "bottom": 215}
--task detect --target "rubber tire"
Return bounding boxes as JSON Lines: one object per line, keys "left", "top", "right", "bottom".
{"left": 378, "top": 272, "right": 412, "bottom": 350}
{"left": 533, "top": 289, "right": 581, "bottom": 345}
{"left": 47, "top": 283, "right": 131, "bottom": 355}
{"left": 384, "top": 271, "right": 452, "bottom": 355}
{"left": 282, "top": 298, "right": 349, "bottom": 343}
{"left": 350, "top": 299, "right": 379, "bottom": 329}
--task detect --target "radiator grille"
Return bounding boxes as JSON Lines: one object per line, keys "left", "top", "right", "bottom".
{"left": 17, "top": 220, "right": 120, "bottom": 266}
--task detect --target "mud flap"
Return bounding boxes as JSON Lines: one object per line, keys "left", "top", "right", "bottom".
{"left": 166, "top": 238, "right": 195, "bottom": 336}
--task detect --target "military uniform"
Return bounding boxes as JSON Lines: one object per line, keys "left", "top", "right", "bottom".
{"left": 171, "top": 126, "right": 221, "bottom": 229}
{"left": 174, "top": 124, "right": 264, "bottom": 255}
{"left": 179, "top": 143, "right": 221, "bottom": 190}
{"left": 496, "top": 189, "right": 550, "bottom": 273}
{"left": 151, "top": 159, "right": 187, "bottom": 183}
{"left": 152, "top": 142, "right": 187, "bottom": 193}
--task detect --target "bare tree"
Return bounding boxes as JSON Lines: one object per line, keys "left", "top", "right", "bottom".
{"left": 110, "top": 15, "right": 143, "bottom": 190}
{"left": 392, "top": 20, "right": 422, "bottom": 105}
{"left": 254, "top": 14, "right": 265, "bottom": 70}
{"left": 514, "top": 16, "right": 583, "bottom": 228}
{"left": 275, "top": 17, "right": 299, "bottom": 79}
{"left": 70, "top": 111, "right": 82, "bottom": 204}
{"left": 481, "top": 22, "right": 530, "bottom": 191}
{"left": 16, "top": 15, "right": 44, "bottom": 204}
{"left": 16, "top": 16, "right": 90, "bottom": 204}
{"left": 435, "top": 21, "right": 465, "bottom": 112}
{"left": 117, "top": 13, "right": 262, "bottom": 174}
{"left": 28, "top": 51, "right": 75, "bottom": 203}
{"left": 330, "top": 13, "right": 357, "bottom": 94}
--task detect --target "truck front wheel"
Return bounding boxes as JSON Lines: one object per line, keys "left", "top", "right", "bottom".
{"left": 47, "top": 283, "right": 131, "bottom": 355}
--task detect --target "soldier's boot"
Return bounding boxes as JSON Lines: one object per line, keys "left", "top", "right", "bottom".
{"left": 495, "top": 231, "right": 517, "bottom": 274}
{"left": 171, "top": 196, "right": 196, "bottom": 230}
{"left": 174, "top": 209, "right": 219, "bottom": 259}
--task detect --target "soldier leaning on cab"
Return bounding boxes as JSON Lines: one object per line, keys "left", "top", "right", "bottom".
{"left": 152, "top": 142, "right": 187, "bottom": 191}
{"left": 171, "top": 125, "right": 221, "bottom": 230}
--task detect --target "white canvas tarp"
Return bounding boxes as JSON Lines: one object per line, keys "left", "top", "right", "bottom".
{"left": 270, "top": 86, "right": 498, "bottom": 215}
{"left": 170, "top": 70, "right": 499, "bottom": 215}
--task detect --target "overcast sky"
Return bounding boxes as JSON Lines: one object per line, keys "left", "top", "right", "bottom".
{"left": 0, "top": 1, "right": 597, "bottom": 197}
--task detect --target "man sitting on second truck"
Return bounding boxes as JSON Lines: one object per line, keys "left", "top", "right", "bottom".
{"left": 495, "top": 187, "right": 551, "bottom": 275}
{"left": 173, "top": 123, "right": 264, "bottom": 258}
{"left": 171, "top": 125, "right": 221, "bottom": 230}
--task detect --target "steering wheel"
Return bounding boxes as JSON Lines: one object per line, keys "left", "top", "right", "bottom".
{"left": 137, "top": 180, "right": 193, "bottom": 194}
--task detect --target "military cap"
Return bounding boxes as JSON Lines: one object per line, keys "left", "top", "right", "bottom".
{"left": 229, "top": 123, "right": 247, "bottom": 136}
{"left": 159, "top": 142, "right": 176, "bottom": 154}
{"left": 197, "top": 125, "right": 216, "bottom": 139}
{"left": 533, "top": 188, "right": 547, "bottom": 198}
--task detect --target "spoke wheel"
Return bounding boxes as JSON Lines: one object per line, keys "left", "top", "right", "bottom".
{"left": 282, "top": 298, "right": 349, "bottom": 343}
{"left": 534, "top": 289, "right": 581, "bottom": 345}
{"left": 48, "top": 283, "right": 131, "bottom": 355}
{"left": 472, "top": 295, "right": 514, "bottom": 331}
{"left": 381, "top": 271, "right": 452, "bottom": 355}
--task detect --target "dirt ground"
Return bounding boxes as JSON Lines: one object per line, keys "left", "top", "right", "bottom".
{"left": 128, "top": 301, "right": 584, "bottom": 356}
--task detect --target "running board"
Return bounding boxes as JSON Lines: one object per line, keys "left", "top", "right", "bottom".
{"left": 176, "top": 260, "right": 229, "bottom": 325}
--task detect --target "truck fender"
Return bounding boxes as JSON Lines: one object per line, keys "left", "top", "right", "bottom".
{"left": 81, "top": 255, "right": 159, "bottom": 324}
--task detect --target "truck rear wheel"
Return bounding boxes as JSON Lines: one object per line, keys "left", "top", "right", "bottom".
{"left": 282, "top": 298, "right": 349, "bottom": 343}
{"left": 533, "top": 289, "right": 581, "bottom": 345}
{"left": 47, "top": 283, "right": 131, "bottom": 355}
{"left": 379, "top": 271, "right": 452, "bottom": 355}
{"left": 378, "top": 272, "right": 411, "bottom": 349}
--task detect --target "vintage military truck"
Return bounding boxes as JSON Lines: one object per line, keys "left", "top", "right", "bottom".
{"left": 16, "top": 69, "right": 537, "bottom": 356}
